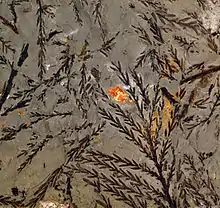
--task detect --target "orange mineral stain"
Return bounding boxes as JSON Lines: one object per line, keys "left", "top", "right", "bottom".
{"left": 140, "top": 88, "right": 179, "bottom": 141}
{"left": 26, "top": 119, "right": 30, "bottom": 128}
{"left": 161, "top": 97, "right": 173, "bottom": 132}
{"left": 107, "top": 86, "right": 133, "bottom": 104}
{"left": 16, "top": 109, "right": 25, "bottom": 116}
{"left": 167, "top": 59, "right": 179, "bottom": 73}
{"left": 0, "top": 121, "right": 7, "bottom": 129}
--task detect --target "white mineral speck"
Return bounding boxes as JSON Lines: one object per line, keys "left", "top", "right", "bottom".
{"left": 46, "top": 64, "right": 51, "bottom": 71}
{"left": 199, "top": 0, "right": 220, "bottom": 33}
{"left": 39, "top": 201, "right": 67, "bottom": 208}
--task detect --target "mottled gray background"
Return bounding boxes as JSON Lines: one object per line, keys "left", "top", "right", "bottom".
{"left": 0, "top": 0, "right": 220, "bottom": 207}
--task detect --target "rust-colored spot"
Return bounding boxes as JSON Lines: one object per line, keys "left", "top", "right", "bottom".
{"left": 160, "top": 72, "right": 170, "bottom": 79}
{"left": 0, "top": 121, "right": 7, "bottom": 128}
{"left": 26, "top": 119, "right": 30, "bottom": 128}
{"left": 160, "top": 58, "right": 180, "bottom": 80}
{"left": 107, "top": 86, "right": 133, "bottom": 104}
{"left": 168, "top": 60, "right": 179, "bottom": 73}
{"left": 17, "top": 110, "right": 25, "bottom": 116}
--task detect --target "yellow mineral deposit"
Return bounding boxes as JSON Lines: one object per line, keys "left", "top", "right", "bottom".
{"left": 149, "top": 90, "right": 176, "bottom": 139}
{"left": 161, "top": 97, "right": 173, "bottom": 132}
{"left": 93, "top": 135, "right": 101, "bottom": 144}
{"left": 62, "top": 28, "right": 79, "bottom": 42}
{"left": 138, "top": 87, "right": 183, "bottom": 141}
